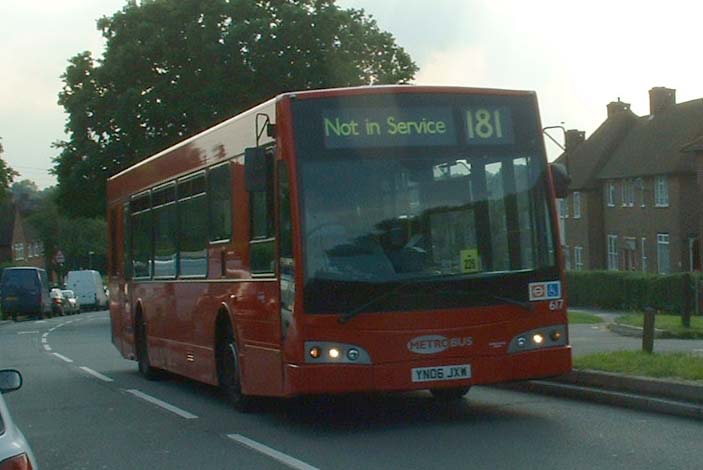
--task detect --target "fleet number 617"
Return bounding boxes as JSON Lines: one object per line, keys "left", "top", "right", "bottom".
{"left": 549, "top": 299, "right": 564, "bottom": 311}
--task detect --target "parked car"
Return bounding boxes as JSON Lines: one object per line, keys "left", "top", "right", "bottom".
{"left": 0, "top": 268, "right": 51, "bottom": 321}
{"left": 49, "top": 288, "right": 66, "bottom": 317}
{"left": 65, "top": 270, "right": 108, "bottom": 311}
{"left": 60, "top": 290, "right": 80, "bottom": 315}
{"left": 0, "top": 369, "right": 38, "bottom": 469}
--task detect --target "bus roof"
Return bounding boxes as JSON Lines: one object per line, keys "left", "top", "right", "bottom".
{"left": 107, "top": 85, "right": 537, "bottom": 203}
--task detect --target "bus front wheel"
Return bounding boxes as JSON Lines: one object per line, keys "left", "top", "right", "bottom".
{"left": 430, "top": 387, "right": 470, "bottom": 402}
{"left": 135, "top": 313, "right": 160, "bottom": 380}
{"left": 218, "top": 324, "right": 252, "bottom": 412}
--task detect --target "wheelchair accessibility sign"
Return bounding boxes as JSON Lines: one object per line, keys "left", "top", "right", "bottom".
{"left": 528, "top": 281, "right": 562, "bottom": 301}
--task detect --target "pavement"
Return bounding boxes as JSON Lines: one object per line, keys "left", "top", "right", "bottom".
{"left": 503, "top": 307, "right": 703, "bottom": 420}
{"left": 2, "top": 310, "right": 702, "bottom": 420}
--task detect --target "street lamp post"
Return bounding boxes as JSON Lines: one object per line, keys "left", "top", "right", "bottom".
{"left": 88, "top": 251, "right": 95, "bottom": 270}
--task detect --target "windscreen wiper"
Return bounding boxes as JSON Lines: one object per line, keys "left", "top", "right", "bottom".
{"left": 338, "top": 281, "right": 412, "bottom": 324}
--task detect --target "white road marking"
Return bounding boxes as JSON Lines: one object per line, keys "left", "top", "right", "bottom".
{"left": 35, "top": 320, "right": 47, "bottom": 324}
{"left": 17, "top": 330, "right": 39, "bottom": 335}
{"left": 53, "top": 353, "right": 74, "bottom": 363}
{"left": 226, "top": 434, "right": 320, "bottom": 470}
{"left": 43, "top": 345, "right": 52, "bottom": 352}
{"left": 41, "top": 338, "right": 47, "bottom": 344}
{"left": 42, "top": 332, "right": 48, "bottom": 338}
{"left": 125, "top": 389, "right": 198, "bottom": 419}
{"left": 79, "top": 367, "right": 114, "bottom": 383}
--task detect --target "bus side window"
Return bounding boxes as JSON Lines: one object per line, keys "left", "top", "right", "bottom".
{"left": 178, "top": 173, "right": 208, "bottom": 277}
{"left": 130, "top": 193, "right": 152, "bottom": 279}
{"left": 208, "top": 162, "right": 233, "bottom": 242}
{"left": 123, "top": 203, "right": 131, "bottom": 279}
{"left": 249, "top": 149, "right": 275, "bottom": 275}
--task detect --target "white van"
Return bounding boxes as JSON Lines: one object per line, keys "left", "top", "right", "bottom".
{"left": 65, "top": 270, "right": 108, "bottom": 311}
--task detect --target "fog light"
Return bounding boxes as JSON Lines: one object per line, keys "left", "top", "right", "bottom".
{"left": 309, "top": 347, "right": 321, "bottom": 359}
{"left": 328, "top": 348, "right": 340, "bottom": 359}
{"left": 550, "top": 330, "right": 562, "bottom": 341}
{"left": 347, "top": 348, "right": 360, "bottom": 361}
{"left": 517, "top": 336, "right": 527, "bottom": 348}
{"left": 532, "top": 333, "right": 544, "bottom": 345}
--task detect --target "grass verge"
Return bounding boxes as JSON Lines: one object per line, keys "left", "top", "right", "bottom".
{"left": 616, "top": 314, "right": 703, "bottom": 339}
{"left": 574, "top": 350, "right": 703, "bottom": 382}
{"left": 568, "top": 310, "right": 604, "bottom": 324}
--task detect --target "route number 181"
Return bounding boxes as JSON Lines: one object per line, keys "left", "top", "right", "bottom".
{"left": 467, "top": 109, "right": 504, "bottom": 140}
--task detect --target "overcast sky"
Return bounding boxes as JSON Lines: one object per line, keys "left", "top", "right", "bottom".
{"left": 2, "top": 0, "right": 702, "bottom": 188}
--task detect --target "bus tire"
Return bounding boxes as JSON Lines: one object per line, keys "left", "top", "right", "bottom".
{"left": 430, "top": 387, "right": 470, "bottom": 402}
{"left": 217, "top": 323, "right": 252, "bottom": 412}
{"left": 135, "top": 312, "right": 160, "bottom": 380}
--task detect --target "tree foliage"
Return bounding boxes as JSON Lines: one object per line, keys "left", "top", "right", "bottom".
{"left": 0, "top": 138, "right": 19, "bottom": 203}
{"left": 54, "top": 0, "right": 418, "bottom": 218}
{"left": 25, "top": 188, "right": 107, "bottom": 275}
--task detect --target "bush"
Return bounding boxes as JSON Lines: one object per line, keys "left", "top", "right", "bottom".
{"left": 566, "top": 271, "right": 700, "bottom": 313}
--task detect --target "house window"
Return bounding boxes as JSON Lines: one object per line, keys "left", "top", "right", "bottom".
{"left": 607, "top": 181, "right": 615, "bottom": 207}
{"left": 622, "top": 179, "right": 634, "bottom": 207}
{"left": 637, "top": 178, "right": 645, "bottom": 207}
{"left": 624, "top": 237, "right": 637, "bottom": 270}
{"left": 641, "top": 237, "right": 647, "bottom": 272}
{"left": 559, "top": 198, "right": 569, "bottom": 218}
{"left": 573, "top": 192, "right": 581, "bottom": 219}
{"left": 574, "top": 246, "right": 584, "bottom": 271}
{"left": 563, "top": 245, "right": 571, "bottom": 270}
{"left": 14, "top": 243, "right": 25, "bottom": 261}
{"left": 607, "top": 235, "right": 618, "bottom": 270}
{"left": 655, "top": 176, "right": 669, "bottom": 207}
{"left": 557, "top": 199, "right": 567, "bottom": 245}
{"left": 657, "top": 233, "right": 670, "bottom": 274}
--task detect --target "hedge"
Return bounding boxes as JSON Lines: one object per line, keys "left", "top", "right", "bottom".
{"left": 566, "top": 271, "right": 701, "bottom": 313}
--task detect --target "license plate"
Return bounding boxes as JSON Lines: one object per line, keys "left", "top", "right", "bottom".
{"left": 5, "top": 296, "right": 17, "bottom": 302}
{"left": 411, "top": 364, "right": 471, "bottom": 383}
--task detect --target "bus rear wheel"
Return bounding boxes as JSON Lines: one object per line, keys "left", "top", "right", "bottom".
{"left": 217, "top": 324, "right": 252, "bottom": 412}
{"left": 135, "top": 313, "right": 159, "bottom": 380}
{"left": 430, "top": 387, "right": 470, "bottom": 402}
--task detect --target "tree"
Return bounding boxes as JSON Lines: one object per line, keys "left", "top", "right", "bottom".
{"left": 54, "top": 0, "right": 418, "bottom": 218}
{"left": 0, "top": 138, "right": 19, "bottom": 203}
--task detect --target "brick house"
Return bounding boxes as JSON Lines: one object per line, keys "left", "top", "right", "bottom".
{"left": 557, "top": 87, "right": 703, "bottom": 273}
{"left": 1, "top": 202, "right": 46, "bottom": 268}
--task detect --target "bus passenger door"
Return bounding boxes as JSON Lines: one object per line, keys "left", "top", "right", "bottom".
{"left": 241, "top": 147, "right": 284, "bottom": 396}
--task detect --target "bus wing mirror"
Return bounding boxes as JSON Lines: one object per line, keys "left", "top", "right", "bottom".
{"left": 549, "top": 163, "right": 570, "bottom": 199}
{"left": 245, "top": 147, "right": 271, "bottom": 192}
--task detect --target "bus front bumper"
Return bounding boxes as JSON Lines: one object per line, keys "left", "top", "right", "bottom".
{"left": 283, "top": 346, "right": 572, "bottom": 396}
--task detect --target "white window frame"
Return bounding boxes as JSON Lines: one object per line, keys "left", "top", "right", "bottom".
{"left": 15, "top": 243, "right": 25, "bottom": 261}
{"left": 655, "top": 176, "right": 669, "bottom": 207}
{"left": 657, "top": 233, "right": 670, "bottom": 274}
{"left": 573, "top": 191, "right": 581, "bottom": 219}
{"left": 641, "top": 237, "right": 647, "bottom": 272}
{"left": 637, "top": 178, "right": 646, "bottom": 208}
{"left": 607, "top": 181, "right": 615, "bottom": 207}
{"left": 574, "top": 246, "right": 584, "bottom": 271}
{"left": 563, "top": 245, "right": 571, "bottom": 270}
{"left": 607, "top": 235, "right": 618, "bottom": 271}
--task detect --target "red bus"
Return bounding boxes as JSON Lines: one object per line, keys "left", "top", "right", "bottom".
{"left": 107, "top": 86, "right": 571, "bottom": 409}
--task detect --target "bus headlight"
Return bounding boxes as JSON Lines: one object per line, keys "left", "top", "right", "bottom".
{"left": 304, "top": 342, "right": 372, "bottom": 364}
{"left": 508, "top": 325, "right": 567, "bottom": 353}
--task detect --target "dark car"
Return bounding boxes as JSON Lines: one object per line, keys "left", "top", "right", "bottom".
{"left": 0, "top": 267, "right": 51, "bottom": 321}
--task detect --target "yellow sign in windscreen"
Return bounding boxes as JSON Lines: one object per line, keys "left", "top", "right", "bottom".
{"left": 460, "top": 249, "right": 480, "bottom": 273}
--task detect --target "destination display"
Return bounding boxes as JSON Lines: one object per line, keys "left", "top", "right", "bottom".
{"left": 322, "top": 106, "right": 456, "bottom": 149}
{"left": 321, "top": 105, "right": 514, "bottom": 149}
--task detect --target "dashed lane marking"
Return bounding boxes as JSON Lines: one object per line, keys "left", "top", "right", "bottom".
{"left": 53, "top": 353, "right": 74, "bottom": 363}
{"left": 79, "top": 367, "right": 114, "bottom": 383}
{"left": 125, "top": 389, "right": 198, "bottom": 419}
{"left": 17, "top": 331, "right": 40, "bottom": 335}
{"left": 226, "top": 434, "right": 320, "bottom": 470}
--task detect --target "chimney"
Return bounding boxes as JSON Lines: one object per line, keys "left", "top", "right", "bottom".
{"left": 649, "top": 87, "right": 676, "bottom": 115}
{"left": 565, "top": 129, "right": 585, "bottom": 152}
{"left": 607, "top": 98, "right": 631, "bottom": 118}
